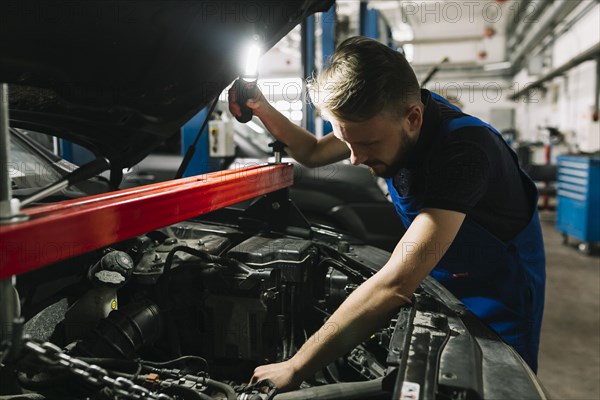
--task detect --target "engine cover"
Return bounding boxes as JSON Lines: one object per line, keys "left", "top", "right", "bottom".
{"left": 227, "top": 235, "right": 317, "bottom": 282}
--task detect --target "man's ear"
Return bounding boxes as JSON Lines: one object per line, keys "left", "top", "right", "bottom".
{"left": 405, "top": 104, "right": 423, "bottom": 133}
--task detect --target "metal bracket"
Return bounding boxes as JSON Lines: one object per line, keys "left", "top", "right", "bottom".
{"left": 241, "top": 187, "right": 312, "bottom": 238}
{"left": 269, "top": 141, "right": 286, "bottom": 164}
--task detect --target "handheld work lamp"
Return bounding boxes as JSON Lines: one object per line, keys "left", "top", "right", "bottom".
{"left": 235, "top": 41, "right": 261, "bottom": 123}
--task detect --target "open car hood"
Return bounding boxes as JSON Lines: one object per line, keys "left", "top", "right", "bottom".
{"left": 0, "top": 0, "right": 332, "bottom": 168}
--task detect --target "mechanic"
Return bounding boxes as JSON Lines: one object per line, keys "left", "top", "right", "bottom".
{"left": 229, "top": 36, "right": 546, "bottom": 390}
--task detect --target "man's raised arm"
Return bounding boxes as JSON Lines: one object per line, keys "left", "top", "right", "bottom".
{"left": 228, "top": 83, "right": 349, "bottom": 168}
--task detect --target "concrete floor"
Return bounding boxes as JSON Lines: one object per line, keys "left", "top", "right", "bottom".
{"left": 537, "top": 211, "right": 600, "bottom": 400}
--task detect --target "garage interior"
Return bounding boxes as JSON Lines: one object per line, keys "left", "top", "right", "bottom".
{"left": 1, "top": 1, "right": 599, "bottom": 400}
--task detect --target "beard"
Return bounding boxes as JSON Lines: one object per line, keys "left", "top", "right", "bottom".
{"left": 367, "top": 130, "right": 417, "bottom": 178}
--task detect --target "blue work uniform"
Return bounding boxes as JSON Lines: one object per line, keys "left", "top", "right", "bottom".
{"left": 385, "top": 92, "right": 546, "bottom": 372}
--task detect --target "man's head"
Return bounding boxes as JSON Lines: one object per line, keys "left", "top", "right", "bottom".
{"left": 309, "top": 36, "right": 424, "bottom": 177}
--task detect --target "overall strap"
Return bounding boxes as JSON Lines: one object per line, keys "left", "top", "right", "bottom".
{"left": 429, "top": 91, "right": 463, "bottom": 112}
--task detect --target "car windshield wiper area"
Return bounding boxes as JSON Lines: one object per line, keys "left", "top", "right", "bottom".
{"left": 19, "top": 157, "right": 110, "bottom": 207}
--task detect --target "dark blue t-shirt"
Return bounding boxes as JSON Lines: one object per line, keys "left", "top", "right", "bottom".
{"left": 391, "top": 90, "right": 533, "bottom": 241}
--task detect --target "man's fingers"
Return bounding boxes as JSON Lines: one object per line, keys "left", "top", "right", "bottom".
{"left": 229, "top": 103, "right": 240, "bottom": 115}
{"left": 246, "top": 99, "right": 260, "bottom": 110}
{"left": 228, "top": 86, "right": 241, "bottom": 117}
{"left": 249, "top": 375, "right": 273, "bottom": 395}
{"left": 230, "top": 103, "right": 241, "bottom": 117}
{"left": 227, "top": 80, "right": 266, "bottom": 117}
{"left": 249, "top": 370, "right": 262, "bottom": 384}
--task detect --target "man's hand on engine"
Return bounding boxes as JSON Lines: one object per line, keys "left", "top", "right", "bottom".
{"left": 250, "top": 359, "right": 302, "bottom": 393}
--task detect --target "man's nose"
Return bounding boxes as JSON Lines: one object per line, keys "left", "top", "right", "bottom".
{"left": 349, "top": 146, "right": 366, "bottom": 166}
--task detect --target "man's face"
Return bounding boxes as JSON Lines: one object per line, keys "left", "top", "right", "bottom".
{"left": 329, "top": 107, "right": 422, "bottom": 178}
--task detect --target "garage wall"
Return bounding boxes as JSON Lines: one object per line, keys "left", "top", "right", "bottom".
{"left": 422, "top": 78, "right": 516, "bottom": 126}
{"left": 405, "top": 0, "right": 510, "bottom": 64}
{"left": 514, "top": 3, "right": 600, "bottom": 152}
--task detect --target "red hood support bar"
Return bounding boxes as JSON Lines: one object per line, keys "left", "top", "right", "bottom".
{"left": 0, "top": 164, "right": 293, "bottom": 279}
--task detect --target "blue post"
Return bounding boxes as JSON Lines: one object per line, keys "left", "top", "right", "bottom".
{"left": 321, "top": 4, "right": 336, "bottom": 135}
{"left": 322, "top": 4, "right": 336, "bottom": 68}
{"left": 59, "top": 139, "right": 73, "bottom": 162}
{"left": 386, "top": 25, "right": 397, "bottom": 50}
{"left": 302, "top": 15, "right": 316, "bottom": 134}
{"left": 360, "top": 3, "right": 379, "bottom": 39}
{"left": 180, "top": 108, "right": 212, "bottom": 177}
{"left": 59, "top": 139, "right": 94, "bottom": 165}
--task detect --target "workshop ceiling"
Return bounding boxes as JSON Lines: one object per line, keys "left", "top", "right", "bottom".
{"left": 343, "top": 0, "right": 517, "bottom": 77}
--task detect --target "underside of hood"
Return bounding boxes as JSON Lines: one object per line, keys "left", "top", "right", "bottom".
{"left": 0, "top": 0, "right": 333, "bottom": 168}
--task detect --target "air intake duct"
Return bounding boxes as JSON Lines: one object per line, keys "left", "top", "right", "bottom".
{"left": 71, "top": 299, "right": 162, "bottom": 359}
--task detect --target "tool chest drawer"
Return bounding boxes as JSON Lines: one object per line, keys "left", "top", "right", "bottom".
{"left": 556, "top": 155, "right": 600, "bottom": 243}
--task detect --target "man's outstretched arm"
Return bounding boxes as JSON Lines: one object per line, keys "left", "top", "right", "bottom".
{"left": 250, "top": 208, "right": 466, "bottom": 391}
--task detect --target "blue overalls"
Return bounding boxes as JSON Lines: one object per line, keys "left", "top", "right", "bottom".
{"left": 385, "top": 93, "right": 546, "bottom": 372}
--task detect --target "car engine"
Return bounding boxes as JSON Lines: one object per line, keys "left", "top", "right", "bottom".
{"left": 2, "top": 218, "right": 401, "bottom": 400}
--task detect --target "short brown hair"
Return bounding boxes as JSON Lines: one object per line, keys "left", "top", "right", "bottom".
{"left": 308, "top": 36, "right": 421, "bottom": 122}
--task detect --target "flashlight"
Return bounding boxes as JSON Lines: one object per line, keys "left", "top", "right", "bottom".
{"left": 235, "top": 42, "right": 261, "bottom": 123}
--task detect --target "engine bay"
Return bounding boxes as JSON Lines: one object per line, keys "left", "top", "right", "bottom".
{"left": 3, "top": 217, "right": 405, "bottom": 400}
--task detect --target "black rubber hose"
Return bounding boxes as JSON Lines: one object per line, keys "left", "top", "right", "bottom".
{"left": 162, "top": 246, "right": 220, "bottom": 280}
{"left": 161, "top": 246, "right": 246, "bottom": 284}
{"left": 142, "top": 355, "right": 209, "bottom": 372}
{"left": 204, "top": 378, "right": 237, "bottom": 400}
{"left": 160, "top": 245, "right": 253, "bottom": 304}
{"left": 162, "top": 385, "right": 213, "bottom": 400}
{"left": 273, "top": 378, "right": 387, "bottom": 400}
